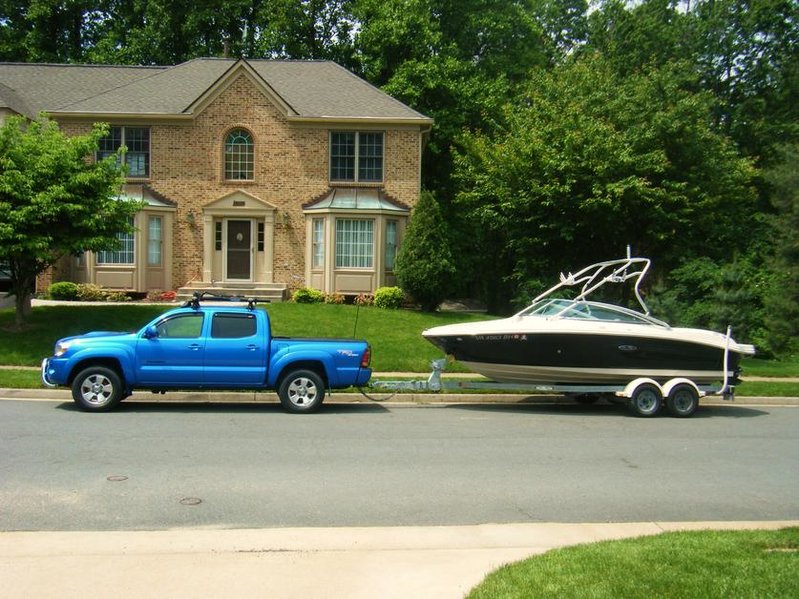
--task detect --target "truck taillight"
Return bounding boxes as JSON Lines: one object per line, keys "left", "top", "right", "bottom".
{"left": 360, "top": 346, "right": 371, "bottom": 368}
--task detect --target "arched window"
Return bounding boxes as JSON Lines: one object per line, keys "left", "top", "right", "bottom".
{"left": 224, "top": 129, "right": 253, "bottom": 180}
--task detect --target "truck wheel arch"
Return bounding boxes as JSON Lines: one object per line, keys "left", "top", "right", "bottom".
{"left": 275, "top": 360, "right": 329, "bottom": 389}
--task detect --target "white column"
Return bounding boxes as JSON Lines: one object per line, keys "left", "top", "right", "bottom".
{"left": 263, "top": 212, "right": 275, "bottom": 283}
{"left": 202, "top": 213, "right": 213, "bottom": 282}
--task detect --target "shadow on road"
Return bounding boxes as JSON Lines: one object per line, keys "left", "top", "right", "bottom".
{"left": 53, "top": 401, "right": 390, "bottom": 415}
{"left": 444, "top": 402, "right": 770, "bottom": 419}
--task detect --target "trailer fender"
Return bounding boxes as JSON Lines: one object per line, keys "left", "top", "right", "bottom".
{"left": 618, "top": 378, "right": 663, "bottom": 399}
{"left": 662, "top": 378, "right": 704, "bottom": 399}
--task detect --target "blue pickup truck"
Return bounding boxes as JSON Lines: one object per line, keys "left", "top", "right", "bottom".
{"left": 41, "top": 296, "right": 372, "bottom": 413}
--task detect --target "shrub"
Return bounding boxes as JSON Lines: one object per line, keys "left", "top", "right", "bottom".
{"left": 373, "top": 286, "right": 404, "bottom": 309}
{"left": 354, "top": 293, "right": 374, "bottom": 306}
{"left": 104, "top": 290, "right": 131, "bottom": 302}
{"left": 48, "top": 281, "right": 79, "bottom": 301}
{"left": 324, "top": 292, "right": 345, "bottom": 304}
{"left": 292, "top": 287, "right": 325, "bottom": 304}
{"left": 75, "top": 283, "right": 107, "bottom": 301}
{"left": 395, "top": 191, "right": 457, "bottom": 311}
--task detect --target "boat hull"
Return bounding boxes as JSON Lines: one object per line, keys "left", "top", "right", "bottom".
{"left": 423, "top": 331, "right": 743, "bottom": 385}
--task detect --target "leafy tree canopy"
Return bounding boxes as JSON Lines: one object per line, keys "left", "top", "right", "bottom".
{"left": 0, "top": 116, "right": 138, "bottom": 326}
{"left": 454, "top": 56, "right": 757, "bottom": 309}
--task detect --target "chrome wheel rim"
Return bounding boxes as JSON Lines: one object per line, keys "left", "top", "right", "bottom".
{"left": 286, "top": 377, "right": 319, "bottom": 407}
{"left": 80, "top": 374, "right": 114, "bottom": 406}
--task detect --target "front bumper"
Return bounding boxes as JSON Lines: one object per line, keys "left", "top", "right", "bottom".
{"left": 41, "top": 357, "right": 60, "bottom": 388}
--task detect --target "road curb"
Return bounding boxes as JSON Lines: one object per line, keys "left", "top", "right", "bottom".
{"left": 2, "top": 387, "right": 798, "bottom": 406}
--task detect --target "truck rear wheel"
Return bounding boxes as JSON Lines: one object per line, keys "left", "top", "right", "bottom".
{"left": 278, "top": 369, "right": 325, "bottom": 414}
{"left": 71, "top": 366, "right": 123, "bottom": 412}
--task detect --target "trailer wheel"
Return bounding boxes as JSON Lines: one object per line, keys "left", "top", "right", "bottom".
{"left": 628, "top": 383, "right": 662, "bottom": 417}
{"left": 666, "top": 383, "right": 699, "bottom": 418}
{"left": 278, "top": 369, "right": 325, "bottom": 414}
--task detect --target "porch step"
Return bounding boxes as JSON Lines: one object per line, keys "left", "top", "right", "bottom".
{"left": 176, "top": 282, "right": 288, "bottom": 303}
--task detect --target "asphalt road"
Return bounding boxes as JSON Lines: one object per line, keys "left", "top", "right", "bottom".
{"left": 2, "top": 398, "right": 798, "bottom": 531}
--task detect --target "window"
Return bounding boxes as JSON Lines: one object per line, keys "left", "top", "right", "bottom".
{"left": 97, "top": 126, "right": 150, "bottom": 178}
{"left": 155, "top": 313, "right": 204, "bottom": 338}
{"left": 225, "top": 129, "right": 254, "bottom": 180}
{"left": 336, "top": 219, "right": 373, "bottom": 268}
{"left": 330, "top": 132, "right": 383, "bottom": 182}
{"left": 97, "top": 217, "right": 135, "bottom": 265}
{"left": 312, "top": 219, "right": 325, "bottom": 268}
{"left": 211, "top": 313, "right": 257, "bottom": 339}
{"left": 215, "top": 222, "right": 223, "bottom": 251}
{"left": 385, "top": 220, "right": 398, "bottom": 270}
{"left": 147, "top": 216, "right": 162, "bottom": 267}
{"left": 257, "top": 222, "right": 264, "bottom": 252}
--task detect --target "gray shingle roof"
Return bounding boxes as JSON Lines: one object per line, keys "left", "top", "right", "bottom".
{"left": 0, "top": 58, "right": 431, "bottom": 123}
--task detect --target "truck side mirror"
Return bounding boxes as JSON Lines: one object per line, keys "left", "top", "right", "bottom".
{"left": 143, "top": 325, "right": 158, "bottom": 339}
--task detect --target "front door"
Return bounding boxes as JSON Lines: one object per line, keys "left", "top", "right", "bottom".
{"left": 226, "top": 219, "right": 252, "bottom": 280}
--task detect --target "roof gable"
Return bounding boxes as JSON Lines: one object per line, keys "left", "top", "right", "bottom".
{"left": 0, "top": 58, "right": 431, "bottom": 125}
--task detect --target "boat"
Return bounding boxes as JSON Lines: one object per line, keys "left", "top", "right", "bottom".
{"left": 422, "top": 254, "right": 756, "bottom": 387}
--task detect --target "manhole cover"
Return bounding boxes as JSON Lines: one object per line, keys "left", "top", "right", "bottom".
{"left": 106, "top": 475, "right": 128, "bottom": 482}
{"left": 179, "top": 497, "right": 202, "bottom": 506}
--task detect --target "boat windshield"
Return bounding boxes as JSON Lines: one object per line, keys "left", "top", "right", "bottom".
{"left": 518, "top": 298, "right": 667, "bottom": 327}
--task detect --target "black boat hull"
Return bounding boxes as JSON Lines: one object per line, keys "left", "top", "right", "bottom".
{"left": 424, "top": 331, "right": 741, "bottom": 385}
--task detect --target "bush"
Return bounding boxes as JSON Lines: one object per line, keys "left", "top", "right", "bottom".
{"left": 354, "top": 293, "right": 374, "bottom": 306}
{"left": 48, "top": 281, "right": 79, "bottom": 301}
{"left": 324, "top": 292, "right": 345, "bottom": 304}
{"left": 395, "top": 191, "right": 457, "bottom": 311}
{"left": 292, "top": 287, "right": 325, "bottom": 304}
{"left": 373, "top": 286, "right": 404, "bottom": 309}
{"left": 104, "top": 290, "right": 131, "bottom": 302}
{"left": 76, "top": 283, "right": 107, "bottom": 301}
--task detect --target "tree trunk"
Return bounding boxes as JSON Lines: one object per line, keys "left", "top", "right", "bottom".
{"left": 13, "top": 289, "right": 32, "bottom": 328}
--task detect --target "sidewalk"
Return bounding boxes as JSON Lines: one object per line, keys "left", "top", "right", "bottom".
{"left": 3, "top": 521, "right": 797, "bottom": 599}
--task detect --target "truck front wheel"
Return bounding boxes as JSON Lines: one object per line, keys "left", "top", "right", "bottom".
{"left": 278, "top": 369, "right": 325, "bottom": 414}
{"left": 71, "top": 366, "right": 123, "bottom": 412}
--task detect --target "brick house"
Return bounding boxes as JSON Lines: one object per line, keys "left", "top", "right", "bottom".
{"left": 0, "top": 58, "right": 432, "bottom": 300}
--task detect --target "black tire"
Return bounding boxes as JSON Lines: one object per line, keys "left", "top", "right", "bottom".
{"left": 666, "top": 383, "right": 699, "bottom": 418}
{"left": 71, "top": 366, "right": 124, "bottom": 412}
{"left": 628, "top": 383, "right": 662, "bottom": 417}
{"left": 277, "top": 369, "right": 325, "bottom": 414}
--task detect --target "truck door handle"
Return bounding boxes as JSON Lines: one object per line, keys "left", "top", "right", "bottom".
{"left": 188, "top": 344, "right": 202, "bottom": 351}
{"left": 247, "top": 344, "right": 258, "bottom": 351}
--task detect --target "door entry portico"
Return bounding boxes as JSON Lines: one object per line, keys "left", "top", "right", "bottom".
{"left": 226, "top": 219, "right": 252, "bottom": 280}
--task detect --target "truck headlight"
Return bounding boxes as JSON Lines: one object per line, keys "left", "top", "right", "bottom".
{"left": 54, "top": 342, "right": 71, "bottom": 357}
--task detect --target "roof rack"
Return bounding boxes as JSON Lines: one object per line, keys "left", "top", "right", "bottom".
{"left": 181, "top": 291, "right": 268, "bottom": 311}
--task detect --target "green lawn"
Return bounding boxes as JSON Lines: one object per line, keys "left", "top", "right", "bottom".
{"left": 0, "top": 303, "right": 488, "bottom": 372}
{"left": 2, "top": 302, "right": 796, "bottom": 382}
{"left": 468, "top": 528, "right": 799, "bottom": 599}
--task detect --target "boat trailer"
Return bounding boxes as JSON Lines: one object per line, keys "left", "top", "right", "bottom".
{"left": 367, "top": 336, "right": 738, "bottom": 418}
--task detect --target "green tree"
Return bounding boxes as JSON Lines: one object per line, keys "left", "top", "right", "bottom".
{"left": 0, "top": 116, "right": 137, "bottom": 326}
{"left": 394, "top": 190, "right": 456, "bottom": 311}
{"left": 762, "top": 144, "right": 799, "bottom": 355}
{"left": 454, "top": 56, "right": 757, "bottom": 311}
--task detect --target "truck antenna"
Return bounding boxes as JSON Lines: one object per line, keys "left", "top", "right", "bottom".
{"left": 353, "top": 301, "right": 360, "bottom": 337}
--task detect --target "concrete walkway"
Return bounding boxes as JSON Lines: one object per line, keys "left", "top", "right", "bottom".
{"left": 3, "top": 521, "right": 797, "bottom": 599}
